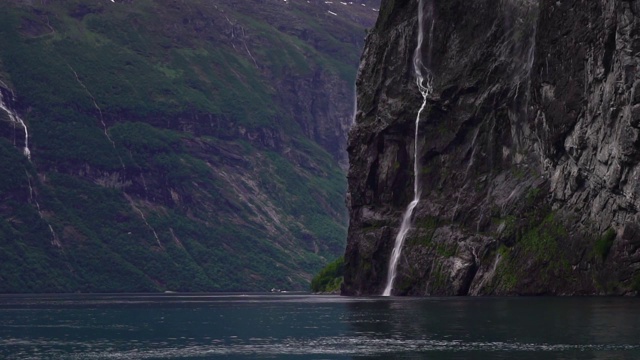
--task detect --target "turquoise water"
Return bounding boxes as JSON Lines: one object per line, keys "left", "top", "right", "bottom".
{"left": 1, "top": 294, "right": 639, "bottom": 359}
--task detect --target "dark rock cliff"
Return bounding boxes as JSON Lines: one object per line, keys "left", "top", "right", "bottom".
{"left": 344, "top": 0, "right": 640, "bottom": 296}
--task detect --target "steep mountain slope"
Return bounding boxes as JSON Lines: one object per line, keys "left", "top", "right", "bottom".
{"left": 0, "top": 0, "right": 378, "bottom": 293}
{"left": 344, "top": 0, "right": 640, "bottom": 296}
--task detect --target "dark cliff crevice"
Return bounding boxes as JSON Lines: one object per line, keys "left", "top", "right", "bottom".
{"left": 344, "top": 0, "right": 640, "bottom": 296}
{"left": 603, "top": 27, "right": 617, "bottom": 77}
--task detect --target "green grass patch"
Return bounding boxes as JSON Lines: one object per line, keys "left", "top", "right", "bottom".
{"left": 310, "top": 256, "right": 344, "bottom": 293}
{"left": 593, "top": 228, "right": 616, "bottom": 260}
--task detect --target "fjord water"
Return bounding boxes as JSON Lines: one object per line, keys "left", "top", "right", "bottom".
{"left": 1, "top": 294, "right": 639, "bottom": 360}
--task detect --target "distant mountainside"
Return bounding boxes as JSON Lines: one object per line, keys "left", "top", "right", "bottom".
{"left": 0, "top": 0, "right": 378, "bottom": 293}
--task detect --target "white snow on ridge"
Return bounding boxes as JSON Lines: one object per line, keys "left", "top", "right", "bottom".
{"left": 328, "top": 10, "right": 337, "bottom": 15}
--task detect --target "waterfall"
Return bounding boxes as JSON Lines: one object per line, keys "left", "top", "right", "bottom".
{"left": 382, "top": 0, "right": 434, "bottom": 296}
{"left": 26, "top": 171, "right": 62, "bottom": 247}
{"left": 0, "top": 89, "right": 31, "bottom": 160}
{"left": 66, "top": 64, "right": 162, "bottom": 247}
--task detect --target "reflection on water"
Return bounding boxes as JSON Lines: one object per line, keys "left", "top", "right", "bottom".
{"left": 0, "top": 294, "right": 639, "bottom": 359}
{"left": 346, "top": 298, "right": 640, "bottom": 360}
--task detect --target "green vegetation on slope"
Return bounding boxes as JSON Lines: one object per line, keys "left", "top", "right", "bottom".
{"left": 0, "top": 0, "right": 374, "bottom": 293}
{"left": 311, "top": 256, "right": 344, "bottom": 293}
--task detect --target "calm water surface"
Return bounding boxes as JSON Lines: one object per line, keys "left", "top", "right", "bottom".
{"left": 0, "top": 293, "right": 639, "bottom": 359}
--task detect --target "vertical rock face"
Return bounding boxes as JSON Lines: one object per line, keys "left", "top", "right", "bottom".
{"left": 344, "top": 0, "right": 640, "bottom": 296}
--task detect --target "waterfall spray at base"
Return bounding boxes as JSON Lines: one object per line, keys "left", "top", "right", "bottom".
{"left": 382, "top": 0, "right": 434, "bottom": 296}
{"left": 0, "top": 89, "right": 31, "bottom": 160}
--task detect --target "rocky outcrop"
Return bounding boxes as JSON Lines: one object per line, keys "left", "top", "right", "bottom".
{"left": 344, "top": 0, "right": 640, "bottom": 296}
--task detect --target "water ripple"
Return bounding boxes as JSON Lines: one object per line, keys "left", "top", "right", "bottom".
{"left": 3, "top": 336, "right": 640, "bottom": 359}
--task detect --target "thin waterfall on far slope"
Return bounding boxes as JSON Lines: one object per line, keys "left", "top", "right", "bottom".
{"left": 382, "top": 0, "right": 434, "bottom": 296}
{"left": 0, "top": 88, "right": 31, "bottom": 160}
